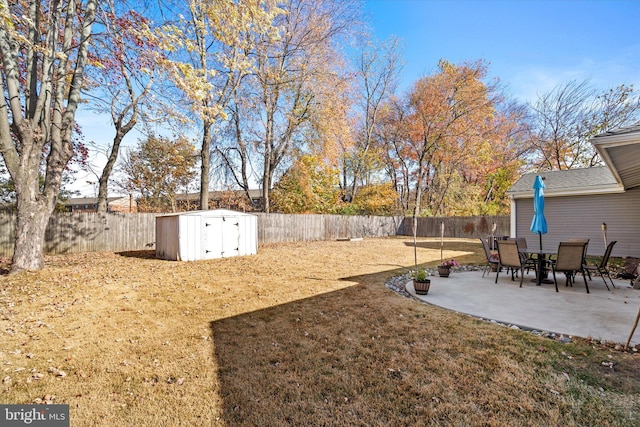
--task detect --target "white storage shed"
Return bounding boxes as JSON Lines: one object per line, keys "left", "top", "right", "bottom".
{"left": 155, "top": 209, "right": 258, "bottom": 261}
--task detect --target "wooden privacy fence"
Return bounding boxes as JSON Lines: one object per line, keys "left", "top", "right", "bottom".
{"left": 0, "top": 212, "right": 508, "bottom": 257}
{"left": 0, "top": 212, "right": 161, "bottom": 257}
{"left": 256, "top": 213, "right": 404, "bottom": 243}
{"left": 399, "top": 216, "right": 510, "bottom": 240}
{"left": 0, "top": 212, "right": 405, "bottom": 257}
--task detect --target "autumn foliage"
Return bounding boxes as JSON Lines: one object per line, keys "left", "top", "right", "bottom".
{"left": 120, "top": 135, "right": 197, "bottom": 213}
{"left": 271, "top": 155, "right": 342, "bottom": 214}
{"left": 375, "top": 60, "right": 525, "bottom": 217}
{"left": 7, "top": 0, "right": 640, "bottom": 275}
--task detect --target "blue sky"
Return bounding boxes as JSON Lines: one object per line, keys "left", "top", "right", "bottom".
{"left": 363, "top": 0, "right": 640, "bottom": 102}
{"left": 71, "top": 0, "right": 640, "bottom": 197}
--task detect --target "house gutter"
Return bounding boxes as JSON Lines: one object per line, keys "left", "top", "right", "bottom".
{"left": 507, "top": 181, "right": 624, "bottom": 200}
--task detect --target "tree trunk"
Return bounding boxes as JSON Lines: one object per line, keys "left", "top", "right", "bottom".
{"left": 0, "top": 0, "right": 97, "bottom": 273}
{"left": 97, "top": 99, "right": 138, "bottom": 213}
{"left": 262, "top": 108, "right": 273, "bottom": 213}
{"left": 231, "top": 106, "right": 252, "bottom": 205}
{"left": 200, "top": 123, "right": 212, "bottom": 210}
{"left": 11, "top": 196, "right": 53, "bottom": 273}
{"left": 97, "top": 131, "right": 126, "bottom": 213}
{"left": 262, "top": 161, "right": 271, "bottom": 213}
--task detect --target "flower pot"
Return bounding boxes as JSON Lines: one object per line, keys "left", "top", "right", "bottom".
{"left": 413, "top": 279, "right": 430, "bottom": 295}
{"left": 438, "top": 266, "right": 450, "bottom": 277}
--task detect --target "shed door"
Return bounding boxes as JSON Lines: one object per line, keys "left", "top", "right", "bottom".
{"left": 203, "top": 216, "right": 240, "bottom": 259}
{"left": 203, "top": 217, "right": 224, "bottom": 259}
{"left": 221, "top": 217, "right": 240, "bottom": 258}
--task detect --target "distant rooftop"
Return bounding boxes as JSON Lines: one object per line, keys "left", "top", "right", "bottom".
{"left": 65, "top": 196, "right": 130, "bottom": 205}
{"left": 175, "top": 189, "right": 262, "bottom": 201}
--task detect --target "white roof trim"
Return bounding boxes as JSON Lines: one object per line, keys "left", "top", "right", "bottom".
{"left": 157, "top": 209, "right": 256, "bottom": 218}
{"left": 509, "top": 184, "right": 625, "bottom": 200}
{"left": 592, "top": 136, "right": 637, "bottom": 187}
{"left": 591, "top": 128, "right": 640, "bottom": 190}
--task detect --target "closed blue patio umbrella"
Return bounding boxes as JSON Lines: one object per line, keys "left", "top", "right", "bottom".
{"left": 530, "top": 175, "right": 548, "bottom": 250}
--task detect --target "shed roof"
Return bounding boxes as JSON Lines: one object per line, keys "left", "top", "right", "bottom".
{"left": 157, "top": 209, "right": 256, "bottom": 218}
{"left": 506, "top": 167, "right": 622, "bottom": 199}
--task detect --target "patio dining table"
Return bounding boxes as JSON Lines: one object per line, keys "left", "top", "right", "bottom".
{"left": 522, "top": 248, "right": 557, "bottom": 287}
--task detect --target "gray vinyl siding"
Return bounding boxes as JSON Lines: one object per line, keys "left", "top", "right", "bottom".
{"left": 514, "top": 186, "right": 640, "bottom": 258}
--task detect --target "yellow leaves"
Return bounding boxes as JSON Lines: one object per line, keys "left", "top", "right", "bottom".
{"left": 271, "top": 155, "right": 342, "bottom": 214}
{"left": 352, "top": 183, "right": 398, "bottom": 216}
{"left": 88, "top": 57, "right": 105, "bottom": 69}
{"left": 159, "top": 0, "right": 284, "bottom": 123}
{"left": 0, "top": 3, "right": 16, "bottom": 32}
{"left": 156, "top": 24, "right": 184, "bottom": 52}
{"left": 165, "top": 62, "right": 215, "bottom": 108}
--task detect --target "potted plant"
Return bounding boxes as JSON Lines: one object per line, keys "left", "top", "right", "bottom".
{"left": 412, "top": 268, "right": 431, "bottom": 295}
{"left": 438, "top": 259, "right": 459, "bottom": 277}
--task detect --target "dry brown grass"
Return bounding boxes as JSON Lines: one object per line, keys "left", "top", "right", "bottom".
{"left": 1, "top": 237, "right": 639, "bottom": 426}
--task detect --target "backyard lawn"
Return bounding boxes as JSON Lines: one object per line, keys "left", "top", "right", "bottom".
{"left": 1, "top": 237, "right": 639, "bottom": 426}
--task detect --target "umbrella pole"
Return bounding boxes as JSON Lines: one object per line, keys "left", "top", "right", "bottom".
{"left": 539, "top": 233, "right": 542, "bottom": 251}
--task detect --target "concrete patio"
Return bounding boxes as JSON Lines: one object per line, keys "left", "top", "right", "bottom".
{"left": 406, "top": 268, "right": 640, "bottom": 346}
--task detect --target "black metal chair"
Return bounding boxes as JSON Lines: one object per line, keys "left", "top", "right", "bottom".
{"left": 495, "top": 240, "right": 526, "bottom": 287}
{"left": 584, "top": 241, "right": 617, "bottom": 290}
{"left": 480, "top": 237, "right": 499, "bottom": 278}
{"left": 550, "top": 241, "right": 589, "bottom": 293}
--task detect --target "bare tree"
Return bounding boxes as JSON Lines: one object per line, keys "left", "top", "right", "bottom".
{"left": 85, "top": 2, "right": 159, "bottom": 212}
{"left": 531, "top": 80, "right": 640, "bottom": 170}
{"left": 377, "top": 97, "right": 412, "bottom": 211}
{"left": 219, "top": 0, "right": 359, "bottom": 212}
{"left": 531, "top": 80, "right": 595, "bottom": 170}
{"left": 344, "top": 35, "right": 402, "bottom": 201}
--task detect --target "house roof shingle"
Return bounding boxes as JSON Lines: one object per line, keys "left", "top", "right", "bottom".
{"left": 506, "top": 167, "right": 622, "bottom": 199}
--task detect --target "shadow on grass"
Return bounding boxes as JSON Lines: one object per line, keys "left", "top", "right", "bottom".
{"left": 208, "top": 255, "right": 532, "bottom": 425}
{"left": 209, "top": 279, "right": 446, "bottom": 425}
{"left": 116, "top": 250, "right": 157, "bottom": 259}
{"left": 209, "top": 247, "right": 640, "bottom": 425}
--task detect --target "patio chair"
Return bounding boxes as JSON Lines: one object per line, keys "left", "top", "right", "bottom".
{"left": 584, "top": 241, "right": 617, "bottom": 290}
{"left": 480, "top": 237, "right": 499, "bottom": 278}
{"left": 511, "top": 237, "right": 537, "bottom": 276}
{"left": 550, "top": 241, "right": 589, "bottom": 293}
{"left": 568, "top": 238, "right": 591, "bottom": 281}
{"left": 495, "top": 240, "right": 526, "bottom": 287}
